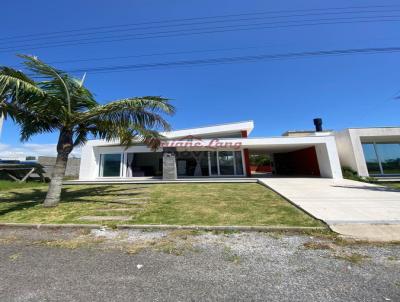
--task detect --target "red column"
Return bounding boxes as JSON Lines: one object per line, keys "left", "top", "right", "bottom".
{"left": 243, "top": 148, "right": 251, "bottom": 177}
{"left": 241, "top": 130, "right": 251, "bottom": 177}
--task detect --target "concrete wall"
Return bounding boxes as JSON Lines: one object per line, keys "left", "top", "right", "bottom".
{"left": 333, "top": 129, "right": 359, "bottom": 172}
{"left": 38, "top": 156, "right": 81, "bottom": 179}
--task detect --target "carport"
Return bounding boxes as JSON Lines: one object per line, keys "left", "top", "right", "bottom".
{"left": 249, "top": 146, "right": 321, "bottom": 177}
{"left": 238, "top": 135, "right": 343, "bottom": 179}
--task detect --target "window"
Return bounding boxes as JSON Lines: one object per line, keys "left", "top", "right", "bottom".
{"left": 362, "top": 143, "right": 400, "bottom": 175}
{"left": 376, "top": 143, "right": 400, "bottom": 175}
{"left": 99, "top": 153, "right": 122, "bottom": 177}
{"left": 234, "top": 151, "right": 244, "bottom": 175}
{"left": 218, "top": 151, "right": 235, "bottom": 175}
{"left": 209, "top": 151, "right": 218, "bottom": 175}
{"left": 362, "top": 144, "right": 381, "bottom": 175}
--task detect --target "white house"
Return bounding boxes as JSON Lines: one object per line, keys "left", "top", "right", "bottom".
{"left": 79, "top": 120, "right": 345, "bottom": 181}
{"left": 78, "top": 119, "right": 400, "bottom": 181}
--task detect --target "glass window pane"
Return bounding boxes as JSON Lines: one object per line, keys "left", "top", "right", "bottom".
{"left": 234, "top": 151, "right": 243, "bottom": 175}
{"left": 362, "top": 144, "right": 381, "bottom": 175}
{"left": 200, "top": 152, "right": 210, "bottom": 176}
{"left": 210, "top": 152, "right": 218, "bottom": 175}
{"left": 218, "top": 151, "right": 234, "bottom": 175}
{"left": 101, "top": 154, "right": 121, "bottom": 177}
{"left": 376, "top": 143, "right": 400, "bottom": 175}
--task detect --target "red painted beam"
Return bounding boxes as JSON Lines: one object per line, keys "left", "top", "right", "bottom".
{"left": 241, "top": 130, "right": 251, "bottom": 177}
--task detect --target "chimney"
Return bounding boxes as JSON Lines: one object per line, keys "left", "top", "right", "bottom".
{"left": 313, "top": 118, "right": 323, "bottom": 132}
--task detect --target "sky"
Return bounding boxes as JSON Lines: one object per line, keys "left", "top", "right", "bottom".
{"left": 0, "top": 0, "right": 399, "bottom": 158}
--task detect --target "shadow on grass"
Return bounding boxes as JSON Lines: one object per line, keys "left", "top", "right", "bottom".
{"left": 0, "top": 188, "right": 46, "bottom": 216}
{"left": 0, "top": 185, "right": 149, "bottom": 216}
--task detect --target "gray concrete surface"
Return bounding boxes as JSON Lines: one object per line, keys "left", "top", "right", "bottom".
{"left": 259, "top": 178, "right": 400, "bottom": 241}
{"left": 0, "top": 228, "right": 399, "bottom": 301}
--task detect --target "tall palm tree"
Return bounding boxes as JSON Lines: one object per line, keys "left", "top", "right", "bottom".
{"left": 0, "top": 55, "right": 174, "bottom": 207}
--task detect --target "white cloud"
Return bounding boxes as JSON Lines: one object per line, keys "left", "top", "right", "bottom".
{"left": 0, "top": 143, "right": 81, "bottom": 159}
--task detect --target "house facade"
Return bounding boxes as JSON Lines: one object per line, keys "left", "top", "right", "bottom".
{"left": 78, "top": 120, "right": 400, "bottom": 181}
{"left": 79, "top": 120, "right": 346, "bottom": 180}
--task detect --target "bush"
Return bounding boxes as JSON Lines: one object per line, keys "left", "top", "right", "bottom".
{"left": 342, "top": 167, "right": 377, "bottom": 183}
{"left": 249, "top": 154, "right": 271, "bottom": 166}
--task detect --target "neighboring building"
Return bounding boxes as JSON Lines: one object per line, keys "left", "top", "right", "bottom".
{"left": 335, "top": 127, "right": 400, "bottom": 177}
{"left": 79, "top": 120, "right": 343, "bottom": 180}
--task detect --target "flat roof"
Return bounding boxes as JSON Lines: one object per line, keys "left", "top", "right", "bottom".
{"left": 162, "top": 120, "right": 254, "bottom": 138}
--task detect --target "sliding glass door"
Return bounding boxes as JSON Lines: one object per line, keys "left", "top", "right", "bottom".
{"left": 209, "top": 150, "right": 244, "bottom": 176}
{"left": 99, "top": 153, "right": 122, "bottom": 177}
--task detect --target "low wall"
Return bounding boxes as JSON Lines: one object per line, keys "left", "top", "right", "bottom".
{"left": 38, "top": 156, "right": 81, "bottom": 179}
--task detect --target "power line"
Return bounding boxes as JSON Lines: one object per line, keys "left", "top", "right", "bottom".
{"left": 2, "top": 16, "right": 399, "bottom": 53}
{"left": 45, "top": 45, "right": 281, "bottom": 65}
{"left": 3, "top": 4, "right": 399, "bottom": 42}
{"left": 60, "top": 47, "right": 400, "bottom": 74}
{"left": 3, "top": 8, "right": 399, "bottom": 44}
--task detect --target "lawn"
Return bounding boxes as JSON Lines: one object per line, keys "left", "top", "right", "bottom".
{"left": 0, "top": 181, "right": 322, "bottom": 227}
{"left": 0, "top": 180, "right": 47, "bottom": 191}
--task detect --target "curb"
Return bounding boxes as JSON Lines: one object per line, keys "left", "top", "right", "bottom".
{"left": 0, "top": 223, "right": 326, "bottom": 232}
{"left": 116, "top": 224, "right": 326, "bottom": 232}
{"left": 0, "top": 223, "right": 102, "bottom": 229}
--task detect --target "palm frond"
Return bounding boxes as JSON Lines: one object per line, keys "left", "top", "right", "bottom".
{"left": 0, "top": 67, "right": 45, "bottom": 98}
{"left": 78, "top": 97, "right": 174, "bottom": 130}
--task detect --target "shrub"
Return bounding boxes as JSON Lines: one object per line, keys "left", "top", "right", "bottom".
{"left": 342, "top": 167, "right": 377, "bottom": 183}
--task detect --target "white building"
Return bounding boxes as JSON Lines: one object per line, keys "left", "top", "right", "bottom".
{"left": 79, "top": 120, "right": 344, "bottom": 181}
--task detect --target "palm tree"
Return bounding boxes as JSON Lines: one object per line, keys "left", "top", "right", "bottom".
{"left": 0, "top": 55, "right": 175, "bottom": 207}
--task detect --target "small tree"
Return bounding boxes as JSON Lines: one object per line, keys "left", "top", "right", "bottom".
{"left": 0, "top": 55, "right": 174, "bottom": 207}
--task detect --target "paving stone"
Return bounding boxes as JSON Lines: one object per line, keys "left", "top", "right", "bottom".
{"left": 94, "top": 208, "right": 132, "bottom": 212}
{"left": 78, "top": 216, "right": 132, "bottom": 221}
{"left": 108, "top": 200, "right": 149, "bottom": 205}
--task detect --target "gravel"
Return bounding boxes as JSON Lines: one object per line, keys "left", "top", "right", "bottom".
{"left": 0, "top": 228, "right": 399, "bottom": 301}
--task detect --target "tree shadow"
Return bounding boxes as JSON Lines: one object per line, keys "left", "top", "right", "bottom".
{"left": 0, "top": 185, "right": 151, "bottom": 216}
{"left": 0, "top": 188, "right": 46, "bottom": 216}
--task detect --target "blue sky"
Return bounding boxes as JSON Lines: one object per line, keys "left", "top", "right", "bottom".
{"left": 1, "top": 0, "right": 399, "bottom": 157}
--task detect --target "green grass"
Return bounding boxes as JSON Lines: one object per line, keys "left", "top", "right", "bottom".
{"left": 0, "top": 180, "right": 47, "bottom": 191}
{"left": 381, "top": 182, "right": 400, "bottom": 190}
{"left": 0, "top": 181, "right": 322, "bottom": 227}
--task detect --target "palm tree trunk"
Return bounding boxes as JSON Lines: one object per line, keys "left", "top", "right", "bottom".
{"left": 43, "top": 152, "right": 68, "bottom": 207}
{"left": 43, "top": 128, "right": 73, "bottom": 207}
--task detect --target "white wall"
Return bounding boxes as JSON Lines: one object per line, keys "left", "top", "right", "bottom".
{"left": 334, "top": 129, "right": 359, "bottom": 172}
{"left": 315, "top": 138, "right": 343, "bottom": 179}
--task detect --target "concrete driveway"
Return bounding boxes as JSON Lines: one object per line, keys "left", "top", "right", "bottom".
{"left": 258, "top": 178, "right": 400, "bottom": 241}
